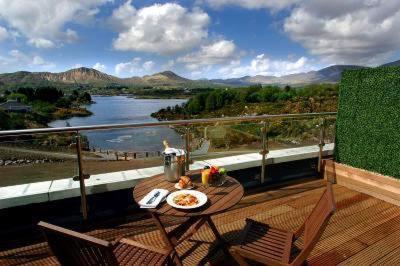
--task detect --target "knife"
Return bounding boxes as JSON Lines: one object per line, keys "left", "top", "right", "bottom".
{"left": 146, "top": 191, "right": 160, "bottom": 205}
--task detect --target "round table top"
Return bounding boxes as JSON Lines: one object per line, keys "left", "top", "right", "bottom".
{"left": 133, "top": 172, "right": 244, "bottom": 217}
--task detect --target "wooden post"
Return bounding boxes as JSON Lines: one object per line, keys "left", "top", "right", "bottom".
{"left": 75, "top": 132, "right": 88, "bottom": 220}
{"left": 115, "top": 152, "right": 119, "bottom": 161}
{"left": 124, "top": 152, "right": 128, "bottom": 161}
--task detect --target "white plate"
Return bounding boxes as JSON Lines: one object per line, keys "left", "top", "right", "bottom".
{"left": 166, "top": 190, "right": 208, "bottom": 209}
{"left": 174, "top": 183, "right": 194, "bottom": 190}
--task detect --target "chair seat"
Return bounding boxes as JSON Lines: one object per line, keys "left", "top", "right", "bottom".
{"left": 237, "top": 219, "right": 294, "bottom": 264}
{"left": 113, "top": 242, "right": 169, "bottom": 266}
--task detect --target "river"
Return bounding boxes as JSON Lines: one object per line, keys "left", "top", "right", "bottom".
{"left": 49, "top": 96, "right": 186, "bottom": 152}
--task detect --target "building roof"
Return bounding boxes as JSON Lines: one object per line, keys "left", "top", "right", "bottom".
{"left": 0, "top": 100, "right": 31, "bottom": 111}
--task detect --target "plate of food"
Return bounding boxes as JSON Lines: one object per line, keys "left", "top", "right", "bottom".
{"left": 166, "top": 190, "right": 207, "bottom": 209}
{"left": 175, "top": 175, "right": 194, "bottom": 190}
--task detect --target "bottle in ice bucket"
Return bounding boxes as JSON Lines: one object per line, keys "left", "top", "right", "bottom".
{"left": 162, "top": 140, "right": 186, "bottom": 182}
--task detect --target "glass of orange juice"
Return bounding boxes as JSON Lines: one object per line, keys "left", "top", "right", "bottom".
{"left": 202, "top": 169, "right": 210, "bottom": 187}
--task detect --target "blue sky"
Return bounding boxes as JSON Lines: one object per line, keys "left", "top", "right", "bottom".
{"left": 0, "top": 0, "right": 399, "bottom": 78}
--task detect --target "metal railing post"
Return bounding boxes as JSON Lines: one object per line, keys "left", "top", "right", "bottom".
{"left": 260, "top": 121, "right": 269, "bottom": 183}
{"left": 185, "top": 126, "right": 191, "bottom": 171}
{"left": 317, "top": 118, "right": 326, "bottom": 175}
{"left": 75, "top": 131, "right": 88, "bottom": 220}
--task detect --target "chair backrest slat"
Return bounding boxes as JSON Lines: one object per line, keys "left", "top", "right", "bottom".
{"left": 291, "top": 183, "right": 336, "bottom": 266}
{"left": 303, "top": 183, "right": 335, "bottom": 245}
{"left": 38, "top": 221, "right": 119, "bottom": 266}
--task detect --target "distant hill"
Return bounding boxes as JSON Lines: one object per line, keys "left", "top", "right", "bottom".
{"left": 210, "top": 65, "right": 366, "bottom": 86}
{"left": 0, "top": 59, "right": 398, "bottom": 89}
{"left": 381, "top": 59, "right": 400, "bottom": 67}
{"left": 0, "top": 67, "right": 119, "bottom": 87}
{"left": 0, "top": 68, "right": 212, "bottom": 89}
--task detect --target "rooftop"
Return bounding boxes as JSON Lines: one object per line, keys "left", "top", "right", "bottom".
{"left": 0, "top": 100, "right": 31, "bottom": 112}
{"left": 1, "top": 179, "right": 399, "bottom": 265}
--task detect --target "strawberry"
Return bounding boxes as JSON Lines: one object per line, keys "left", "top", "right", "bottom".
{"left": 210, "top": 166, "right": 219, "bottom": 175}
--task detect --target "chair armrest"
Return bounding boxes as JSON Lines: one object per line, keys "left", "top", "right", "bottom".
{"left": 118, "top": 238, "right": 172, "bottom": 255}
{"left": 230, "top": 245, "right": 241, "bottom": 252}
{"left": 110, "top": 236, "right": 125, "bottom": 248}
{"left": 294, "top": 223, "right": 305, "bottom": 239}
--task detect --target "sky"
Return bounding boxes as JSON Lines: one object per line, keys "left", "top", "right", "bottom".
{"left": 0, "top": 0, "right": 399, "bottom": 79}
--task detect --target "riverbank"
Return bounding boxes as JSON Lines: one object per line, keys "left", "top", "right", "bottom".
{"left": 52, "top": 107, "right": 92, "bottom": 120}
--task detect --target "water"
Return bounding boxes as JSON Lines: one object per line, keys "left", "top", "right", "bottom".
{"left": 49, "top": 96, "right": 186, "bottom": 152}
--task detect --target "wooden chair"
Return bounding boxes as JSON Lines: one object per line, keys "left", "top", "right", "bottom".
{"left": 230, "top": 183, "right": 336, "bottom": 266}
{"left": 38, "top": 221, "right": 172, "bottom": 266}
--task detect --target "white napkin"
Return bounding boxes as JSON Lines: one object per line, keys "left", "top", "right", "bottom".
{"left": 164, "top": 147, "right": 185, "bottom": 156}
{"left": 139, "top": 189, "right": 169, "bottom": 209}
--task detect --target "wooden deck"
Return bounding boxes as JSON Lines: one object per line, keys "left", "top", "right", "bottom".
{"left": 2, "top": 179, "right": 400, "bottom": 265}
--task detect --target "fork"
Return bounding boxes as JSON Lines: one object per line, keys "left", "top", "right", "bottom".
{"left": 146, "top": 191, "right": 160, "bottom": 205}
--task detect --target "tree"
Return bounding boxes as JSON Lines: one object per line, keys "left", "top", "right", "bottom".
{"left": 34, "top": 87, "right": 63, "bottom": 103}
{"left": 16, "top": 87, "right": 35, "bottom": 101}
{"left": 78, "top": 92, "right": 92, "bottom": 103}
{"left": 7, "top": 93, "right": 28, "bottom": 104}
{"left": 205, "top": 94, "right": 217, "bottom": 111}
{"left": 70, "top": 89, "right": 79, "bottom": 101}
{"left": 56, "top": 97, "right": 72, "bottom": 108}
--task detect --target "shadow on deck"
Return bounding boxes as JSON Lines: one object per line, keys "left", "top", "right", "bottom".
{"left": 1, "top": 178, "right": 400, "bottom": 265}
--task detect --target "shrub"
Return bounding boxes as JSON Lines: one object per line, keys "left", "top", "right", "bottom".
{"left": 335, "top": 66, "right": 400, "bottom": 178}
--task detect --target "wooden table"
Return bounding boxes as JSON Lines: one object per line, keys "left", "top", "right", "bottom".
{"left": 133, "top": 172, "right": 244, "bottom": 265}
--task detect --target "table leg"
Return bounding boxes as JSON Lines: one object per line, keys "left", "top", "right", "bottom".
{"left": 205, "top": 216, "right": 231, "bottom": 257}
{"left": 150, "top": 213, "right": 183, "bottom": 266}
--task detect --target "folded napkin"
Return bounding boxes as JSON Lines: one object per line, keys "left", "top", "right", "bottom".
{"left": 164, "top": 147, "right": 185, "bottom": 156}
{"left": 139, "top": 189, "right": 169, "bottom": 209}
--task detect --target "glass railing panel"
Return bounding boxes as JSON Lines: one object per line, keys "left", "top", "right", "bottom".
{"left": 0, "top": 133, "right": 78, "bottom": 187}
{"left": 324, "top": 116, "right": 336, "bottom": 145}
{"left": 267, "top": 117, "right": 329, "bottom": 149}
{"left": 79, "top": 125, "right": 185, "bottom": 176}
{"left": 189, "top": 121, "right": 264, "bottom": 161}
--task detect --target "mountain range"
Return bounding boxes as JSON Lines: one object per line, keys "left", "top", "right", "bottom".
{"left": 0, "top": 59, "right": 399, "bottom": 89}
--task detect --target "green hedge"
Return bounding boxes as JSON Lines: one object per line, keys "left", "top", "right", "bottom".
{"left": 335, "top": 66, "right": 400, "bottom": 178}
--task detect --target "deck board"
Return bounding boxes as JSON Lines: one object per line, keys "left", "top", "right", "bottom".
{"left": 1, "top": 179, "right": 400, "bottom": 265}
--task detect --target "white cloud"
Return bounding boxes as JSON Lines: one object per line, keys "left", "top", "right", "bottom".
{"left": 115, "top": 57, "right": 141, "bottom": 76}
{"left": 0, "top": 0, "right": 109, "bottom": 48}
{"left": 0, "top": 26, "right": 9, "bottom": 42}
{"left": 162, "top": 60, "right": 175, "bottom": 70}
{"left": 28, "top": 38, "right": 55, "bottom": 49}
{"left": 110, "top": 1, "right": 210, "bottom": 55}
{"left": 201, "top": 0, "right": 298, "bottom": 10}
{"left": 32, "top": 56, "right": 45, "bottom": 65}
{"left": 190, "top": 70, "right": 204, "bottom": 78}
{"left": 218, "top": 54, "right": 315, "bottom": 78}
{"left": 115, "top": 57, "right": 156, "bottom": 77}
{"left": 143, "top": 61, "right": 155, "bottom": 72}
{"left": 284, "top": 0, "right": 400, "bottom": 65}
{"left": 178, "top": 40, "right": 238, "bottom": 70}
{"left": 93, "top": 62, "right": 106, "bottom": 72}
{"left": 0, "top": 50, "right": 55, "bottom": 72}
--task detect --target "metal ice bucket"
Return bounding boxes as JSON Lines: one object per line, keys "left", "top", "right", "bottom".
{"left": 163, "top": 149, "right": 186, "bottom": 182}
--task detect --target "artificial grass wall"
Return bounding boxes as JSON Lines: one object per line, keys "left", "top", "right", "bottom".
{"left": 335, "top": 66, "right": 400, "bottom": 179}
